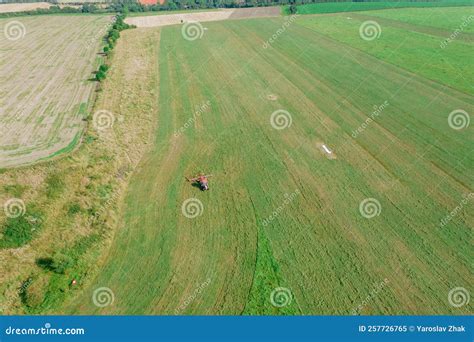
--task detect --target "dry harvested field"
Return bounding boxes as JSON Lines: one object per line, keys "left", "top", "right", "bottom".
{"left": 228, "top": 6, "right": 281, "bottom": 19}
{"left": 0, "top": 15, "right": 111, "bottom": 168}
{"left": 126, "top": 6, "right": 281, "bottom": 27}
{"left": 0, "top": 2, "right": 50, "bottom": 14}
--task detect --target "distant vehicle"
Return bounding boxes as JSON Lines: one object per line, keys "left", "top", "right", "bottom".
{"left": 186, "top": 173, "right": 212, "bottom": 191}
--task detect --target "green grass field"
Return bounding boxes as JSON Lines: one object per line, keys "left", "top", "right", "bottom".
{"left": 362, "top": 6, "right": 474, "bottom": 33}
{"left": 62, "top": 6, "right": 473, "bottom": 315}
{"left": 296, "top": 8, "right": 474, "bottom": 95}
{"left": 286, "top": 1, "right": 474, "bottom": 14}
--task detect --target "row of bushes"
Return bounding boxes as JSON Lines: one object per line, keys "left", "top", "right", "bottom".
{"left": 95, "top": 14, "right": 135, "bottom": 82}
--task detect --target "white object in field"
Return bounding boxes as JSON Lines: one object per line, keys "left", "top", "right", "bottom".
{"left": 347, "top": 17, "right": 352, "bottom": 20}
{"left": 322, "top": 144, "right": 333, "bottom": 154}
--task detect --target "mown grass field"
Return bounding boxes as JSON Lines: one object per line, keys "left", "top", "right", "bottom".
{"left": 362, "top": 6, "right": 474, "bottom": 33}
{"left": 286, "top": 1, "right": 474, "bottom": 14}
{"left": 0, "top": 15, "right": 110, "bottom": 168}
{"left": 66, "top": 7, "right": 472, "bottom": 315}
{"left": 296, "top": 7, "right": 474, "bottom": 95}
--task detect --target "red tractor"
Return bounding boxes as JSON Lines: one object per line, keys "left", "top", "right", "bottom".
{"left": 186, "top": 174, "right": 212, "bottom": 191}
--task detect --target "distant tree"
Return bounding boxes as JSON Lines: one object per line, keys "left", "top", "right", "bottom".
{"left": 108, "top": 29, "right": 120, "bottom": 42}
{"left": 81, "top": 4, "right": 97, "bottom": 13}
{"left": 99, "top": 64, "right": 109, "bottom": 73}
{"left": 107, "top": 37, "right": 116, "bottom": 48}
{"left": 123, "top": 5, "right": 129, "bottom": 16}
{"left": 96, "top": 70, "right": 107, "bottom": 82}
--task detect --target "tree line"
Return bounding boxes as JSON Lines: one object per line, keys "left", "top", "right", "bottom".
{"left": 96, "top": 13, "right": 136, "bottom": 82}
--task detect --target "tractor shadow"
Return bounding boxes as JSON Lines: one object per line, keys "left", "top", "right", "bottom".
{"left": 190, "top": 181, "right": 203, "bottom": 190}
{"left": 36, "top": 257, "right": 53, "bottom": 271}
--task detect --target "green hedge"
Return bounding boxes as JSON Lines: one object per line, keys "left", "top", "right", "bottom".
{"left": 95, "top": 14, "right": 135, "bottom": 82}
